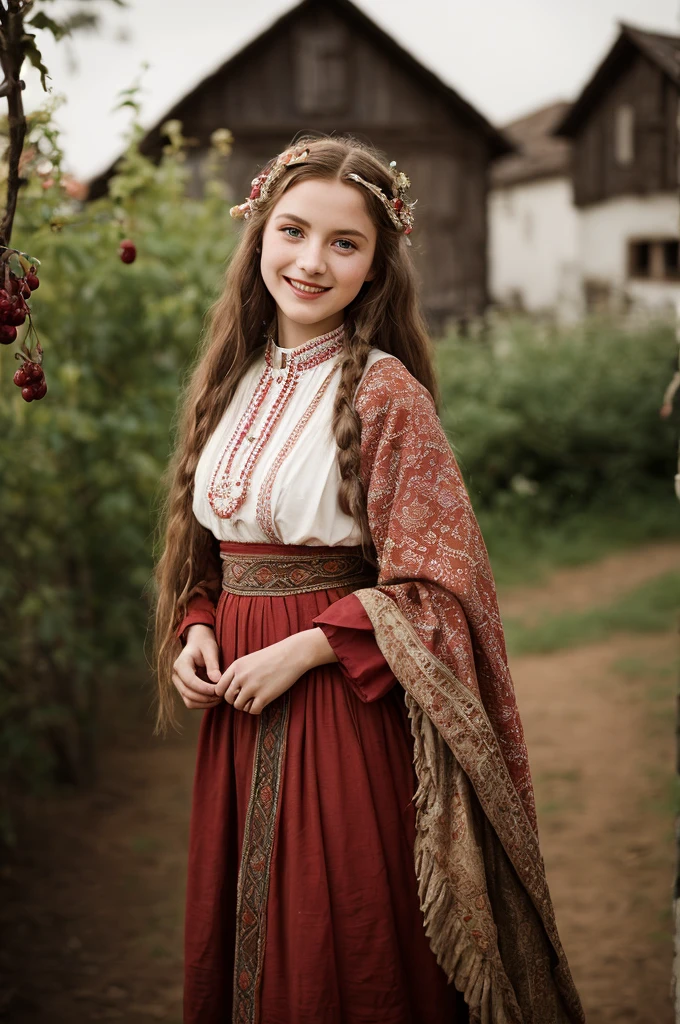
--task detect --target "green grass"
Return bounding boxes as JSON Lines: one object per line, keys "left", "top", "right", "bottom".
{"left": 481, "top": 491, "right": 680, "bottom": 591}
{"left": 504, "top": 570, "right": 680, "bottom": 655}
{"left": 611, "top": 656, "right": 676, "bottom": 680}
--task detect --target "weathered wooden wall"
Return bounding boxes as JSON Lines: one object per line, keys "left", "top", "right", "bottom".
{"left": 160, "top": 5, "right": 493, "bottom": 327}
{"left": 570, "top": 51, "right": 678, "bottom": 207}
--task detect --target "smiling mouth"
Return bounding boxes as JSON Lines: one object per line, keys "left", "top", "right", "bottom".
{"left": 284, "top": 276, "right": 331, "bottom": 295}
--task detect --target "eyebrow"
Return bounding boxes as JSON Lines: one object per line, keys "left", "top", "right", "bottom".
{"left": 274, "top": 212, "right": 369, "bottom": 242}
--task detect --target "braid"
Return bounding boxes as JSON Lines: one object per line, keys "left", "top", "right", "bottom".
{"left": 331, "top": 328, "right": 378, "bottom": 570}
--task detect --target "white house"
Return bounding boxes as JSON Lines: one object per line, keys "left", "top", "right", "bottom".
{"left": 489, "top": 101, "right": 580, "bottom": 321}
{"left": 489, "top": 23, "right": 680, "bottom": 321}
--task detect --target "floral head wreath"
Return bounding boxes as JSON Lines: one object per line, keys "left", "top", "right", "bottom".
{"left": 230, "top": 146, "right": 417, "bottom": 244}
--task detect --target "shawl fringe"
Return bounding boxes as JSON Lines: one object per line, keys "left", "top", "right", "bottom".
{"left": 408, "top": 694, "right": 523, "bottom": 1024}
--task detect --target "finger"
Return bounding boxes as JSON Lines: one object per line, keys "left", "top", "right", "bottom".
{"left": 214, "top": 667, "right": 234, "bottom": 699}
{"left": 200, "top": 637, "right": 222, "bottom": 683}
{"left": 247, "top": 697, "right": 263, "bottom": 716}
{"left": 233, "top": 687, "right": 254, "bottom": 712}
{"left": 224, "top": 680, "right": 242, "bottom": 706}
{"left": 173, "top": 675, "right": 221, "bottom": 709}
{"left": 178, "top": 664, "right": 219, "bottom": 698}
{"left": 243, "top": 697, "right": 255, "bottom": 714}
{"left": 187, "top": 698, "right": 222, "bottom": 710}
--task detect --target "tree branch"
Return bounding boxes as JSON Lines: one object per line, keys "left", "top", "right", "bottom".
{"left": 0, "top": 1, "right": 26, "bottom": 247}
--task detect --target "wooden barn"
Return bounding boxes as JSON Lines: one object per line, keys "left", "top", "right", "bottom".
{"left": 89, "top": 0, "right": 512, "bottom": 329}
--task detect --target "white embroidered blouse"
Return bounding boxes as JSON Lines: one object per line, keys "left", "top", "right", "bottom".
{"left": 192, "top": 325, "right": 395, "bottom": 546}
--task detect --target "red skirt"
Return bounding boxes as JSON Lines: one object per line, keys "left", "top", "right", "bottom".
{"left": 183, "top": 541, "right": 465, "bottom": 1024}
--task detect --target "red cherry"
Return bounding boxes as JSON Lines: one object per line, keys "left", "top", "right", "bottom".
{"left": 25, "top": 361, "right": 43, "bottom": 381}
{"left": 18, "top": 280, "right": 30, "bottom": 299}
{"left": 26, "top": 273, "right": 39, "bottom": 291}
{"left": 21, "top": 386, "right": 35, "bottom": 402}
{"left": 0, "top": 324, "right": 17, "bottom": 344}
{"left": 404, "top": 226, "right": 412, "bottom": 235}
{"left": 13, "top": 367, "right": 28, "bottom": 386}
{"left": 8, "top": 309, "right": 26, "bottom": 326}
{"left": 393, "top": 198, "right": 403, "bottom": 211}
{"left": 32, "top": 380, "right": 47, "bottom": 400}
{"left": 249, "top": 185, "right": 261, "bottom": 199}
{"left": 119, "top": 238, "right": 136, "bottom": 264}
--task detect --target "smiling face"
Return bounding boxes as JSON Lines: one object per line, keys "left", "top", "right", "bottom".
{"left": 259, "top": 177, "right": 378, "bottom": 346}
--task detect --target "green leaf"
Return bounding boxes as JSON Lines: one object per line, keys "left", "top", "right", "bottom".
{"left": 26, "top": 12, "right": 65, "bottom": 40}
{"left": 21, "top": 35, "right": 51, "bottom": 92}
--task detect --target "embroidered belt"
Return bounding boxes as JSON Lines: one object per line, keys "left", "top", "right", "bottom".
{"left": 220, "top": 549, "right": 377, "bottom": 596}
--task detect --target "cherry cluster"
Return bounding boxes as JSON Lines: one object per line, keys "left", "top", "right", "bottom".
{"left": 13, "top": 358, "right": 46, "bottom": 401}
{"left": 0, "top": 253, "right": 44, "bottom": 402}
{"left": 0, "top": 267, "right": 38, "bottom": 346}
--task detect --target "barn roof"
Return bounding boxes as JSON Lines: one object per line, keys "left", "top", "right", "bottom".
{"left": 491, "top": 101, "right": 571, "bottom": 188}
{"left": 88, "top": 0, "right": 513, "bottom": 197}
{"left": 554, "top": 22, "right": 680, "bottom": 137}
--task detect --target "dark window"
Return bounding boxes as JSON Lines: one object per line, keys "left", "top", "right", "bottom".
{"left": 664, "top": 240, "right": 679, "bottom": 278}
{"left": 628, "top": 238, "right": 680, "bottom": 281}
{"left": 629, "top": 241, "right": 650, "bottom": 278}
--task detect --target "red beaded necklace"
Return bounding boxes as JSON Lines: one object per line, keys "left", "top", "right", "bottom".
{"left": 207, "top": 324, "right": 345, "bottom": 519}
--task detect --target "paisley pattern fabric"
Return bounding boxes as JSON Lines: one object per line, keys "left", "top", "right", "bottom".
{"left": 347, "top": 357, "right": 585, "bottom": 1024}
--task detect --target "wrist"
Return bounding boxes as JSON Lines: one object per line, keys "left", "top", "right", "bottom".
{"left": 185, "top": 622, "right": 215, "bottom": 642}
{"left": 283, "top": 627, "right": 337, "bottom": 674}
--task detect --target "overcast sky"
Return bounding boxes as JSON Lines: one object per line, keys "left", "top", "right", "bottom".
{"left": 21, "top": 0, "right": 680, "bottom": 180}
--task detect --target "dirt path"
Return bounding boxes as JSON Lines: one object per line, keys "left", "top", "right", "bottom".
{"left": 1, "top": 542, "right": 678, "bottom": 1023}
{"left": 499, "top": 539, "right": 680, "bottom": 624}
{"left": 512, "top": 634, "right": 676, "bottom": 1022}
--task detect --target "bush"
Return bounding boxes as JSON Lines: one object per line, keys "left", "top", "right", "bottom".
{"left": 0, "top": 102, "right": 236, "bottom": 843}
{"left": 435, "top": 315, "right": 679, "bottom": 523}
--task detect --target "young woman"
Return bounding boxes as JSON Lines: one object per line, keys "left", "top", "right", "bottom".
{"left": 153, "top": 137, "right": 584, "bottom": 1024}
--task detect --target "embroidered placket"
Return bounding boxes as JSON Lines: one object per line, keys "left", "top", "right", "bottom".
{"left": 207, "top": 325, "right": 344, "bottom": 520}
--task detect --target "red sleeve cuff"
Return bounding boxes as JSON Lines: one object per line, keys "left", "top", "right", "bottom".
{"left": 312, "top": 592, "right": 396, "bottom": 703}
{"left": 175, "top": 593, "right": 216, "bottom": 645}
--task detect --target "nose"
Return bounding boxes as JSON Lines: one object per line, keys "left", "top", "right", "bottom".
{"left": 296, "top": 239, "right": 326, "bottom": 277}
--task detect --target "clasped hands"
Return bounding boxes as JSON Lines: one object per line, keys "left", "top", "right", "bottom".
{"left": 172, "top": 623, "right": 337, "bottom": 716}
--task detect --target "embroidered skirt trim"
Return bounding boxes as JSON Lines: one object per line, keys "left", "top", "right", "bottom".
{"left": 232, "top": 694, "right": 291, "bottom": 1024}
{"left": 220, "top": 548, "right": 377, "bottom": 596}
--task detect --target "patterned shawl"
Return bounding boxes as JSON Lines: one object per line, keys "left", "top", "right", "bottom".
{"left": 351, "top": 357, "right": 585, "bottom": 1024}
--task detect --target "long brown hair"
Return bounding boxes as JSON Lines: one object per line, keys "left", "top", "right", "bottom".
{"left": 152, "top": 134, "right": 439, "bottom": 734}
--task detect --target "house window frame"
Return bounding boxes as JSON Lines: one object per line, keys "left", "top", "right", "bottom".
{"left": 614, "top": 104, "right": 635, "bottom": 166}
{"left": 627, "top": 237, "right": 680, "bottom": 282}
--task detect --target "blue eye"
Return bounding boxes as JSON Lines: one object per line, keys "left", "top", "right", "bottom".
{"left": 283, "top": 226, "right": 303, "bottom": 238}
{"left": 335, "top": 239, "right": 356, "bottom": 251}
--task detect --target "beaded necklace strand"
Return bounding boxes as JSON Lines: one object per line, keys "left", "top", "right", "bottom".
{"left": 207, "top": 325, "right": 345, "bottom": 520}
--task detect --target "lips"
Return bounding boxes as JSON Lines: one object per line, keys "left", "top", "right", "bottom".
{"left": 284, "top": 276, "right": 331, "bottom": 298}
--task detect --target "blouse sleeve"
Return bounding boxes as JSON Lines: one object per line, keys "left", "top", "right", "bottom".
{"left": 312, "top": 591, "right": 396, "bottom": 703}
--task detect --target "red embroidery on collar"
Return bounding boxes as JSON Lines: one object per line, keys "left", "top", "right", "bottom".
{"left": 207, "top": 326, "right": 344, "bottom": 520}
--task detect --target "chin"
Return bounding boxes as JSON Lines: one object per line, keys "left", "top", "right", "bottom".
{"left": 276, "top": 295, "right": 344, "bottom": 325}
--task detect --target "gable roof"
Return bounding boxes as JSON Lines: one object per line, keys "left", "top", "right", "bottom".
{"left": 88, "top": 0, "right": 512, "bottom": 197}
{"left": 491, "top": 100, "right": 571, "bottom": 187}
{"left": 555, "top": 22, "right": 680, "bottom": 137}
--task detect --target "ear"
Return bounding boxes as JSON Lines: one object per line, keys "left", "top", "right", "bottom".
{"left": 364, "top": 265, "right": 376, "bottom": 282}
